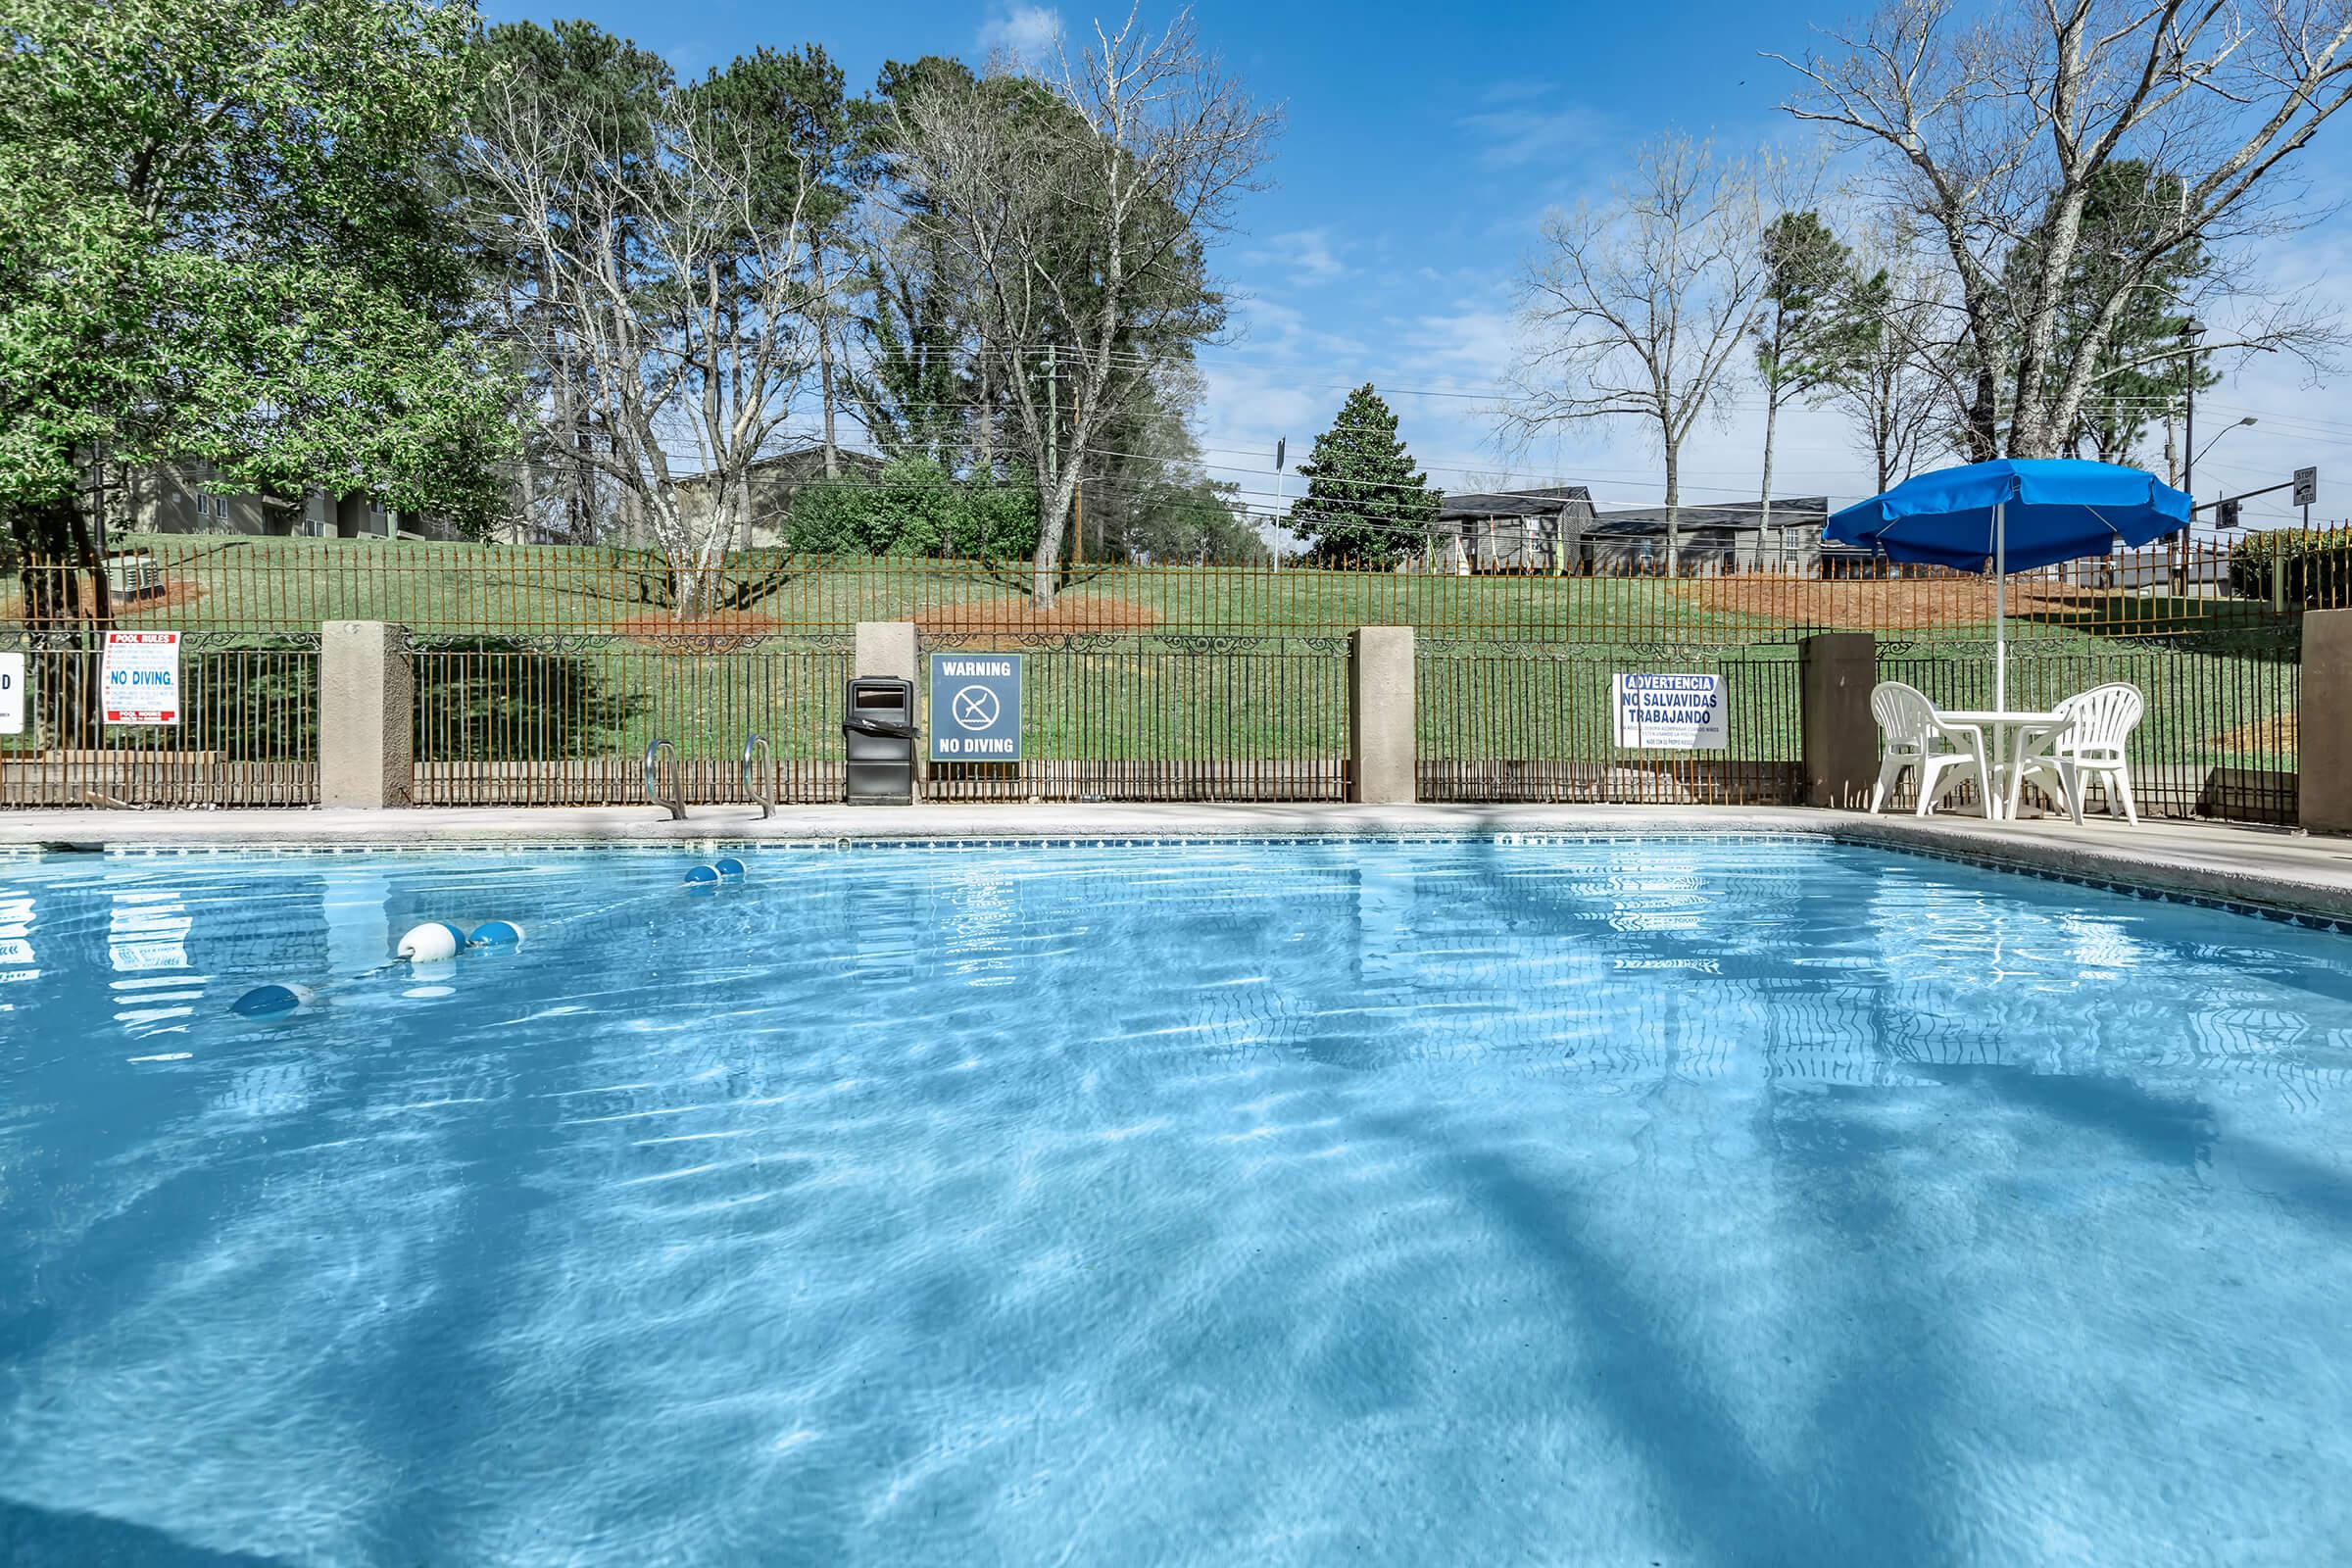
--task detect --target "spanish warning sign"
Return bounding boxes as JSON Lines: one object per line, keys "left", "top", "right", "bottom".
{"left": 1612, "top": 671, "right": 1726, "bottom": 751}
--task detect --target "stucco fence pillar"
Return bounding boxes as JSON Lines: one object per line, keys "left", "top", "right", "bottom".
{"left": 1799, "top": 631, "right": 1881, "bottom": 809}
{"left": 1349, "top": 626, "right": 1416, "bottom": 805}
{"left": 2301, "top": 609, "right": 2352, "bottom": 835}
{"left": 319, "top": 620, "right": 413, "bottom": 808}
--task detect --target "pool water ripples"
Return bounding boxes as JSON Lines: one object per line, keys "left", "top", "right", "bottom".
{"left": 2, "top": 837, "right": 2350, "bottom": 1565}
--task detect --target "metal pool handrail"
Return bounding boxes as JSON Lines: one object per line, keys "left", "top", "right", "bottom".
{"left": 643, "top": 738, "right": 685, "bottom": 821}
{"left": 741, "top": 733, "right": 774, "bottom": 820}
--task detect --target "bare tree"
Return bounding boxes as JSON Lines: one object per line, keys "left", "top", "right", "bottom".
{"left": 467, "top": 74, "right": 815, "bottom": 612}
{"left": 1775, "top": 0, "right": 2352, "bottom": 462}
{"left": 895, "top": 8, "right": 1279, "bottom": 607}
{"left": 1828, "top": 231, "right": 1957, "bottom": 492}
{"left": 1508, "top": 134, "right": 1770, "bottom": 573}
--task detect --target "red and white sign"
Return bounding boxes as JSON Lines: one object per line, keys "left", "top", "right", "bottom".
{"left": 102, "top": 631, "right": 181, "bottom": 726}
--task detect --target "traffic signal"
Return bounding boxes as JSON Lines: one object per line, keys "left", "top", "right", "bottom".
{"left": 2218, "top": 498, "right": 2242, "bottom": 529}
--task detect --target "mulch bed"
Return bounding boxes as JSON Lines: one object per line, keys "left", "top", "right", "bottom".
{"left": 1681, "top": 575, "right": 2101, "bottom": 631}
{"left": 612, "top": 610, "right": 785, "bottom": 649}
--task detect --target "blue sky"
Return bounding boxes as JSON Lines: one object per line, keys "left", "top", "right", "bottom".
{"left": 480, "top": 0, "right": 2352, "bottom": 528}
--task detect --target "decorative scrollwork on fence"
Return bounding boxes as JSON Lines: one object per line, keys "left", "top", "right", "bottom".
{"left": 179, "top": 631, "right": 322, "bottom": 653}
{"left": 401, "top": 631, "right": 852, "bottom": 658}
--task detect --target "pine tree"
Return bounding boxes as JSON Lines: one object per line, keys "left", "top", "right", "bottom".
{"left": 1286, "top": 384, "right": 1442, "bottom": 564}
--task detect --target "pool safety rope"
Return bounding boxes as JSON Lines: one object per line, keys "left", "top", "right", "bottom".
{"left": 225, "top": 858, "right": 749, "bottom": 1017}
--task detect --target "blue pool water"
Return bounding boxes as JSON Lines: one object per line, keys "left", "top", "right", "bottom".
{"left": 3, "top": 835, "right": 2351, "bottom": 1566}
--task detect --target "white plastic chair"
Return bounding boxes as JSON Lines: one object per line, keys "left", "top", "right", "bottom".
{"left": 1866, "top": 681, "right": 1992, "bottom": 817}
{"left": 2011, "top": 682, "right": 2144, "bottom": 825}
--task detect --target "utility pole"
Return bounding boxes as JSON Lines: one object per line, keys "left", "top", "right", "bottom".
{"left": 1045, "top": 343, "right": 1060, "bottom": 579}
{"left": 1272, "top": 437, "right": 1285, "bottom": 573}
{"left": 2179, "top": 319, "right": 2202, "bottom": 595}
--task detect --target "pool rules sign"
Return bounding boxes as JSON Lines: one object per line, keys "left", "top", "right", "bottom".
{"left": 1613, "top": 672, "right": 1727, "bottom": 750}
{"left": 102, "top": 631, "right": 182, "bottom": 726}
{"left": 929, "top": 652, "right": 1023, "bottom": 761}
{"left": 0, "top": 650, "right": 22, "bottom": 735}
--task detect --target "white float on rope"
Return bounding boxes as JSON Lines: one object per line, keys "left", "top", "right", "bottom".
{"left": 396, "top": 921, "right": 467, "bottom": 962}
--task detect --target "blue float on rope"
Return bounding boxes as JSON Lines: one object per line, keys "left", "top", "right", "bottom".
{"left": 468, "top": 919, "right": 525, "bottom": 949}
{"left": 713, "top": 857, "right": 747, "bottom": 879}
{"left": 683, "top": 864, "right": 721, "bottom": 885}
{"left": 230, "top": 983, "right": 312, "bottom": 1018}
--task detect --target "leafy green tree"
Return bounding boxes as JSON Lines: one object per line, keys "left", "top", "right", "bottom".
{"left": 2017, "top": 162, "right": 2216, "bottom": 466}
{"left": 844, "top": 57, "right": 983, "bottom": 471}
{"left": 684, "top": 44, "right": 860, "bottom": 475}
{"left": 1285, "top": 385, "right": 1441, "bottom": 565}
{"left": 0, "top": 0, "right": 512, "bottom": 626}
{"left": 1754, "top": 211, "right": 1869, "bottom": 522}
{"left": 471, "top": 20, "right": 673, "bottom": 540}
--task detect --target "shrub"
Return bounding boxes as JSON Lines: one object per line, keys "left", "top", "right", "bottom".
{"left": 2229, "top": 524, "right": 2352, "bottom": 608}
{"left": 785, "top": 459, "right": 1040, "bottom": 560}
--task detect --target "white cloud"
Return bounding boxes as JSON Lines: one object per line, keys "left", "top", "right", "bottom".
{"left": 976, "top": 4, "right": 1061, "bottom": 68}
{"left": 1460, "top": 100, "right": 1611, "bottom": 171}
{"left": 1242, "top": 228, "right": 1351, "bottom": 287}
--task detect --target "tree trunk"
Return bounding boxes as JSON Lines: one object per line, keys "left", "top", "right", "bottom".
{"left": 9, "top": 495, "right": 99, "bottom": 748}
{"left": 975, "top": 354, "right": 996, "bottom": 478}
{"left": 816, "top": 253, "right": 840, "bottom": 481}
{"left": 1662, "top": 444, "right": 1681, "bottom": 576}
{"left": 1031, "top": 465, "right": 1081, "bottom": 610}
{"left": 1759, "top": 388, "right": 1780, "bottom": 570}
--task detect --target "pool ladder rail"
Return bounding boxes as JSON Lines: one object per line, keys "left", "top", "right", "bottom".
{"left": 742, "top": 733, "right": 774, "bottom": 820}
{"left": 642, "top": 738, "right": 686, "bottom": 821}
{"left": 643, "top": 735, "right": 777, "bottom": 821}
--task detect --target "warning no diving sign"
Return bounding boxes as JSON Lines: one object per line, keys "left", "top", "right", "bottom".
{"left": 929, "top": 653, "right": 1023, "bottom": 761}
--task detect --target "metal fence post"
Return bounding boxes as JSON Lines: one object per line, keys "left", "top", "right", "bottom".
{"left": 1348, "top": 626, "right": 1416, "bottom": 805}
{"left": 2300, "top": 610, "right": 2351, "bottom": 834}
{"left": 1800, "top": 632, "right": 1879, "bottom": 809}
{"left": 319, "top": 620, "right": 413, "bottom": 808}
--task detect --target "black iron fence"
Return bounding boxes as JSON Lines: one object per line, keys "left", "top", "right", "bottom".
{"left": 919, "top": 635, "right": 1349, "bottom": 803}
{"left": 409, "top": 635, "right": 851, "bottom": 808}
{"left": 1417, "top": 641, "right": 1804, "bottom": 805}
{"left": 0, "top": 634, "right": 318, "bottom": 807}
{"left": 0, "top": 542, "right": 2319, "bottom": 816}
{"left": 1879, "top": 633, "right": 2299, "bottom": 822}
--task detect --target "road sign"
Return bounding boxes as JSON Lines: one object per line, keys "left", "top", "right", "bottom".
{"left": 929, "top": 652, "right": 1023, "bottom": 761}
{"left": 2294, "top": 466, "right": 2319, "bottom": 508}
{"left": 101, "top": 630, "right": 180, "bottom": 726}
{"left": 1613, "top": 672, "right": 1727, "bottom": 751}
{"left": 0, "top": 651, "right": 22, "bottom": 735}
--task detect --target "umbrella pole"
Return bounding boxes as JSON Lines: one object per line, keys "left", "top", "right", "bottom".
{"left": 1993, "top": 500, "right": 2006, "bottom": 713}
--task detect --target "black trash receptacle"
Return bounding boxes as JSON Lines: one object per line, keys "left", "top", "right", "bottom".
{"left": 843, "top": 677, "right": 917, "bottom": 805}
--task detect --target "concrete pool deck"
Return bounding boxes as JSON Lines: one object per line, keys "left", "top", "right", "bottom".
{"left": 3, "top": 802, "right": 2350, "bottom": 925}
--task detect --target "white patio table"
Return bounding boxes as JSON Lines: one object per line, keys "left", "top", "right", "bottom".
{"left": 1937, "top": 709, "right": 2079, "bottom": 822}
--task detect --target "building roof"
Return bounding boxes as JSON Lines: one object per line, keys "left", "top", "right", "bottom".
{"left": 1435, "top": 486, "right": 1594, "bottom": 520}
{"left": 1588, "top": 497, "right": 1832, "bottom": 536}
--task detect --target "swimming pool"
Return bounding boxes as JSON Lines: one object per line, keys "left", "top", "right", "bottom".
{"left": 3, "top": 834, "right": 2349, "bottom": 1564}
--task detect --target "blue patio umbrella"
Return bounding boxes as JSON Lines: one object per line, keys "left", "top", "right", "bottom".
{"left": 1826, "top": 459, "right": 2191, "bottom": 710}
